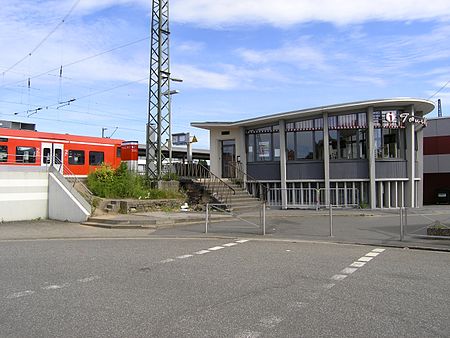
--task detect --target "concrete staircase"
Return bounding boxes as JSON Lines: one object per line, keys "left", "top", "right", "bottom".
{"left": 195, "top": 178, "right": 263, "bottom": 215}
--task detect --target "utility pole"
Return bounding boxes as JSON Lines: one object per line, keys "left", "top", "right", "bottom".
{"left": 146, "top": 0, "right": 171, "bottom": 181}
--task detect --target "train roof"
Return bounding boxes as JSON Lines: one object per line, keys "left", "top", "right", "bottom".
{"left": 0, "top": 127, "right": 123, "bottom": 145}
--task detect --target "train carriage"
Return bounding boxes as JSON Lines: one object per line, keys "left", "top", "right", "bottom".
{"left": 0, "top": 128, "right": 123, "bottom": 177}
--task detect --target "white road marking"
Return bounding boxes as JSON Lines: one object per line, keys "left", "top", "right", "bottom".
{"left": 372, "top": 248, "right": 386, "bottom": 253}
{"left": 323, "top": 283, "right": 336, "bottom": 289}
{"left": 365, "top": 252, "right": 380, "bottom": 257}
{"left": 341, "top": 267, "right": 358, "bottom": 274}
{"left": 176, "top": 254, "right": 193, "bottom": 259}
{"left": 223, "top": 243, "right": 238, "bottom": 247}
{"left": 236, "top": 240, "right": 249, "bottom": 243}
{"left": 77, "top": 276, "right": 100, "bottom": 283}
{"left": 194, "top": 250, "right": 210, "bottom": 255}
{"left": 358, "top": 256, "right": 373, "bottom": 262}
{"left": 235, "top": 331, "right": 261, "bottom": 338}
{"left": 42, "top": 283, "right": 69, "bottom": 290}
{"left": 6, "top": 290, "right": 35, "bottom": 299}
{"left": 350, "top": 261, "right": 366, "bottom": 268}
{"left": 331, "top": 274, "right": 348, "bottom": 281}
{"left": 260, "top": 315, "right": 283, "bottom": 328}
{"left": 208, "top": 246, "right": 224, "bottom": 251}
{"left": 160, "top": 258, "right": 175, "bottom": 263}
{"left": 286, "top": 250, "right": 291, "bottom": 252}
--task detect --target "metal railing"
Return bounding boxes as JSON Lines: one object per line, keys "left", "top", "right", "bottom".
{"left": 226, "top": 161, "right": 269, "bottom": 202}
{"left": 400, "top": 207, "right": 450, "bottom": 240}
{"left": 61, "top": 164, "right": 94, "bottom": 204}
{"left": 173, "top": 162, "right": 236, "bottom": 206}
{"left": 268, "top": 187, "right": 361, "bottom": 209}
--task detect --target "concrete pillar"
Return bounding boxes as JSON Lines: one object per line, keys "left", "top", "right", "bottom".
{"left": 239, "top": 127, "right": 247, "bottom": 185}
{"left": 416, "top": 127, "right": 424, "bottom": 207}
{"left": 367, "top": 106, "right": 377, "bottom": 209}
{"left": 406, "top": 105, "right": 416, "bottom": 207}
{"left": 323, "top": 112, "right": 330, "bottom": 205}
{"left": 279, "top": 120, "right": 288, "bottom": 209}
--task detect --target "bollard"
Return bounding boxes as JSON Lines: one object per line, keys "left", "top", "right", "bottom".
{"left": 205, "top": 203, "right": 209, "bottom": 234}
{"left": 329, "top": 204, "right": 333, "bottom": 237}
{"left": 262, "top": 202, "right": 266, "bottom": 236}
{"left": 399, "top": 207, "right": 404, "bottom": 241}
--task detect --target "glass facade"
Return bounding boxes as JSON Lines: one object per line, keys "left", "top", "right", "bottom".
{"left": 328, "top": 112, "right": 367, "bottom": 160}
{"left": 286, "top": 118, "right": 323, "bottom": 160}
{"left": 373, "top": 110, "right": 405, "bottom": 159}
{"left": 246, "top": 125, "right": 279, "bottom": 162}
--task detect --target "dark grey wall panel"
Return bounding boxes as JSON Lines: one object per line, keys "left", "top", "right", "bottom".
{"left": 329, "top": 160, "right": 369, "bottom": 179}
{"left": 375, "top": 160, "right": 407, "bottom": 178}
{"left": 247, "top": 162, "right": 280, "bottom": 180}
{"left": 287, "top": 162, "right": 324, "bottom": 180}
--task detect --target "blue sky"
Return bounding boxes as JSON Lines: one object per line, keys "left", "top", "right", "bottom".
{"left": 1, "top": 0, "right": 449, "bottom": 149}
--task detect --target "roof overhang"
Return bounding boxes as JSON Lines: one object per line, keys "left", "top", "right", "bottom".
{"left": 191, "top": 98, "right": 435, "bottom": 130}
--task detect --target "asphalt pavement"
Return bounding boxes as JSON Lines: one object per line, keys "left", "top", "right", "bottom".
{"left": 1, "top": 238, "right": 449, "bottom": 337}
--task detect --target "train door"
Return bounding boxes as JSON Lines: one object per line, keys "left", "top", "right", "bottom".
{"left": 41, "top": 142, "right": 64, "bottom": 173}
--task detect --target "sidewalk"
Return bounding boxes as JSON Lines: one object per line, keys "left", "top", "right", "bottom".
{"left": 1, "top": 207, "right": 449, "bottom": 251}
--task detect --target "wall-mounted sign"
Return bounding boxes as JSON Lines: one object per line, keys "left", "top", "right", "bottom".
{"left": 385, "top": 111, "right": 397, "bottom": 123}
{"left": 172, "top": 133, "right": 188, "bottom": 145}
{"left": 399, "top": 113, "right": 427, "bottom": 127}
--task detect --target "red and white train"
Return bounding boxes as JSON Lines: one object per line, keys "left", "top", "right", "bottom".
{"left": 0, "top": 127, "right": 138, "bottom": 176}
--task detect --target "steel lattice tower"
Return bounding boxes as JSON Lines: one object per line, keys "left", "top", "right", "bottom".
{"left": 146, "top": 0, "right": 171, "bottom": 180}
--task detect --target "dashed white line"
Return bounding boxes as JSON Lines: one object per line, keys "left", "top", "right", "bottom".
{"left": 341, "top": 267, "right": 358, "bottom": 274}
{"left": 349, "top": 261, "right": 366, "bottom": 268}
{"left": 160, "top": 258, "right": 175, "bottom": 263}
{"left": 331, "top": 274, "right": 348, "bottom": 281}
{"left": 195, "top": 250, "right": 210, "bottom": 255}
{"left": 208, "top": 246, "right": 224, "bottom": 251}
{"left": 42, "top": 283, "right": 69, "bottom": 290}
{"left": 236, "top": 240, "right": 249, "bottom": 243}
{"left": 78, "top": 276, "right": 100, "bottom": 283}
{"left": 6, "top": 290, "right": 35, "bottom": 299}
{"left": 358, "top": 256, "right": 373, "bottom": 262}
{"left": 176, "top": 254, "right": 193, "bottom": 259}
{"left": 372, "top": 248, "right": 385, "bottom": 253}
{"left": 365, "top": 252, "right": 380, "bottom": 257}
{"left": 223, "top": 243, "right": 238, "bottom": 247}
{"left": 322, "top": 283, "right": 336, "bottom": 289}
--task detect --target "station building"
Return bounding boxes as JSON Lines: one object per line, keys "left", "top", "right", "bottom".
{"left": 192, "top": 98, "right": 434, "bottom": 209}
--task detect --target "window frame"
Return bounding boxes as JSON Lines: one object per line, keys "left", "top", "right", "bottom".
{"left": 89, "top": 151, "right": 104, "bottom": 166}
{"left": 0, "top": 145, "right": 7, "bottom": 163}
{"left": 68, "top": 149, "right": 86, "bottom": 165}
{"left": 15, "top": 146, "right": 37, "bottom": 164}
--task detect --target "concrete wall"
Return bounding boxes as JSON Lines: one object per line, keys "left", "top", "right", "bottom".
{"left": 48, "top": 169, "right": 91, "bottom": 222}
{"left": 0, "top": 166, "right": 90, "bottom": 222}
{"left": 209, "top": 127, "right": 242, "bottom": 177}
{"left": 0, "top": 167, "right": 48, "bottom": 222}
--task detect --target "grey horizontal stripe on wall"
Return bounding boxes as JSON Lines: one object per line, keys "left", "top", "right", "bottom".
{"left": 247, "top": 163, "right": 281, "bottom": 180}
{"left": 375, "top": 160, "right": 407, "bottom": 179}
{"left": 0, "top": 186, "right": 48, "bottom": 194}
{"left": 287, "top": 162, "right": 324, "bottom": 180}
{"left": 329, "top": 160, "right": 369, "bottom": 179}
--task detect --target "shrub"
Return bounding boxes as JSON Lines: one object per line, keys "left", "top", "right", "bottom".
{"left": 87, "top": 163, "right": 182, "bottom": 199}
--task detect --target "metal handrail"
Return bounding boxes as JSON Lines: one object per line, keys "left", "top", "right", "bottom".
{"left": 172, "top": 162, "right": 236, "bottom": 206}
{"left": 227, "top": 161, "right": 269, "bottom": 202}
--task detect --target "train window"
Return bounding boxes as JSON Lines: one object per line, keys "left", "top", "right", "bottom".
{"left": 116, "top": 147, "right": 121, "bottom": 158}
{"left": 68, "top": 150, "right": 85, "bottom": 165}
{"left": 16, "top": 146, "right": 36, "bottom": 163}
{"left": 89, "top": 151, "right": 104, "bottom": 165}
{"left": 43, "top": 148, "right": 51, "bottom": 164}
{"left": 0, "top": 145, "right": 7, "bottom": 162}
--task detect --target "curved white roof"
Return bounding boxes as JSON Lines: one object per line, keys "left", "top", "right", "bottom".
{"left": 191, "top": 98, "right": 435, "bottom": 129}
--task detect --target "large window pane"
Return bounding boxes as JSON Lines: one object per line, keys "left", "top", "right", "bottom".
{"left": 339, "top": 129, "right": 358, "bottom": 159}
{"left": 314, "top": 131, "right": 324, "bottom": 160}
{"left": 246, "top": 134, "right": 255, "bottom": 162}
{"left": 286, "top": 132, "right": 295, "bottom": 160}
{"left": 296, "top": 131, "right": 313, "bottom": 159}
{"left": 89, "top": 151, "right": 104, "bottom": 165}
{"left": 256, "top": 133, "right": 271, "bottom": 161}
{"left": 68, "top": 150, "right": 85, "bottom": 165}
{"left": 273, "top": 132, "right": 280, "bottom": 161}
{"left": 329, "top": 130, "right": 338, "bottom": 159}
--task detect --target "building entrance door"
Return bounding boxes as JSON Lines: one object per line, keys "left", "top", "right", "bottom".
{"left": 221, "top": 140, "right": 235, "bottom": 178}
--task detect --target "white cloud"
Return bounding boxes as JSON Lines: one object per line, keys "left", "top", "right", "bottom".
{"left": 171, "top": 0, "right": 450, "bottom": 27}
{"left": 173, "top": 64, "right": 238, "bottom": 90}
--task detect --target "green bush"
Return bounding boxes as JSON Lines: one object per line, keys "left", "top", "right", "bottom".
{"left": 87, "top": 163, "right": 183, "bottom": 199}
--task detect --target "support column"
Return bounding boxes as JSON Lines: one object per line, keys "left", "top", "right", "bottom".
{"left": 279, "top": 120, "right": 288, "bottom": 209}
{"left": 239, "top": 127, "right": 247, "bottom": 186}
{"left": 367, "top": 106, "right": 377, "bottom": 209}
{"left": 416, "top": 127, "right": 424, "bottom": 207}
{"left": 406, "top": 105, "right": 416, "bottom": 208}
{"left": 323, "top": 112, "right": 330, "bottom": 205}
